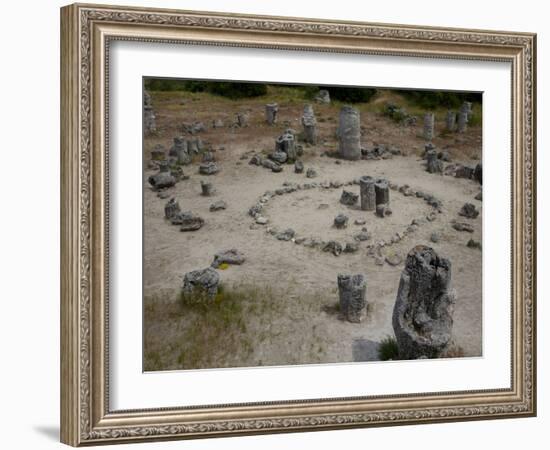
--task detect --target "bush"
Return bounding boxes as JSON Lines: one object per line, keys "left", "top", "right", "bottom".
{"left": 323, "top": 86, "right": 377, "bottom": 103}
{"left": 396, "top": 89, "right": 482, "bottom": 110}
{"left": 207, "top": 82, "right": 267, "bottom": 99}
{"left": 378, "top": 336, "right": 399, "bottom": 361}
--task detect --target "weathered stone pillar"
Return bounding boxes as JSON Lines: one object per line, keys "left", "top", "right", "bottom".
{"left": 338, "top": 106, "right": 361, "bottom": 161}
{"left": 460, "top": 101, "right": 473, "bottom": 120}
{"left": 446, "top": 110, "right": 456, "bottom": 131}
{"left": 275, "top": 132, "right": 297, "bottom": 162}
{"left": 175, "top": 141, "right": 191, "bottom": 165}
{"left": 392, "top": 245, "right": 456, "bottom": 359}
{"left": 315, "top": 89, "right": 331, "bottom": 104}
{"left": 374, "top": 179, "right": 390, "bottom": 206}
{"left": 182, "top": 268, "right": 220, "bottom": 299}
{"left": 164, "top": 198, "right": 180, "bottom": 219}
{"left": 201, "top": 181, "right": 215, "bottom": 196}
{"left": 236, "top": 112, "right": 249, "bottom": 127}
{"left": 301, "top": 104, "right": 317, "bottom": 144}
{"left": 423, "top": 113, "right": 435, "bottom": 141}
{"left": 338, "top": 274, "right": 367, "bottom": 323}
{"left": 457, "top": 111, "right": 468, "bottom": 133}
{"left": 426, "top": 149, "right": 443, "bottom": 174}
{"left": 265, "top": 103, "right": 279, "bottom": 125}
{"left": 359, "top": 176, "right": 376, "bottom": 211}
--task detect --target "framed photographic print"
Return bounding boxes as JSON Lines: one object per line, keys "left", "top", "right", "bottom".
{"left": 60, "top": 3, "right": 537, "bottom": 446}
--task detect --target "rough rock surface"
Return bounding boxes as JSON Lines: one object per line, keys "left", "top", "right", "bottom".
{"left": 392, "top": 245, "right": 456, "bottom": 359}
{"left": 423, "top": 113, "right": 435, "bottom": 141}
{"left": 148, "top": 171, "right": 176, "bottom": 190}
{"left": 340, "top": 190, "right": 358, "bottom": 206}
{"left": 359, "top": 176, "right": 376, "bottom": 211}
{"left": 199, "top": 162, "right": 220, "bottom": 175}
{"left": 211, "top": 249, "right": 246, "bottom": 268}
{"left": 458, "top": 203, "right": 479, "bottom": 219}
{"left": 323, "top": 240, "right": 343, "bottom": 256}
{"left": 182, "top": 267, "right": 220, "bottom": 299}
{"left": 164, "top": 198, "right": 180, "bottom": 220}
{"left": 315, "top": 89, "right": 331, "bottom": 104}
{"left": 334, "top": 213, "right": 349, "bottom": 229}
{"left": 426, "top": 150, "right": 443, "bottom": 174}
{"left": 338, "top": 274, "right": 367, "bottom": 323}
{"left": 294, "top": 160, "right": 304, "bottom": 174}
{"left": 265, "top": 103, "right": 279, "bottom": 125}
{"left": 338, "top": 106, "right": 361, "bottom": 161}
{"left": 179, "top": 213, "right": 205, "bottom": 231}
{"left": 306, "top": 168, "right": 317, "bottom": 178}
{"left": 209, "top": 200, "right": 227, "bottom": 211}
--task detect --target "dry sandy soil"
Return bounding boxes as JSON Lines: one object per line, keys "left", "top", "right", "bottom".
{"left": 143, "top": 88, "right": 482, "bottom": 371}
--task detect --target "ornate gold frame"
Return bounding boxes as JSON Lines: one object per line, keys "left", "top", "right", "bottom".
{"left": 60, "top": 3, "right": 537, "bottom": 446}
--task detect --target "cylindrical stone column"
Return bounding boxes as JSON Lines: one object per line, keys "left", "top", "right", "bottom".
{"left": 158, "top": 160, "right": 170, "bottom": 173}
{"left": 457, "top": 111, "right": 468, "bottom": 133}
{"left": 164, "top": 198, "right": 180, "bottom": 220}
{"left": 201, "top": 181, "right": 214, "bottom": 196}
{"left": 338, "top": 106, "right": 361, "bottom": 160}
{"left": 338, "top": 274, "right": 367, "bottom": 323}
{"left": 375, "top": 179, "right": 390, "bottom": 206}
{"left": 359, "top": 176, "right": 376, "bottom": 211}
{"left": 265, "top": 103, "right": 278, "bottom": 125}
{"left": 275, "top": 133, "right": 296, "bottom": 162}
{"left": 423, "top": 113, "right": 435, "bottom": 141}
{"left": 301, "top": 104, "right": 317, "bottom": 144}
{"left": 445, "top": 110, "right": 456, "bottom": 131}
{"left": 236, "top": 112, "right": 249, "bottom": 127}
{"left": 426, "top": 149, "right": 443, "bottom": 173}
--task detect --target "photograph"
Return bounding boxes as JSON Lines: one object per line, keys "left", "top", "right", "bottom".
{"left": 142, "top": 79, "right": 483, "bottom": 371}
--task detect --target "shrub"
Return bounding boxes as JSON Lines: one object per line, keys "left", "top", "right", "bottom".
{"left": 378, "top": 336, "right": 399, "bottom": 361}
{"left": 323, "top": 86, "right": 377, "bottom": 103}
{"left": 207, "top": 82, "right": 267, "bottom": 99}
{"left": 396, "top": 89, "right": 482, "bottom": 110}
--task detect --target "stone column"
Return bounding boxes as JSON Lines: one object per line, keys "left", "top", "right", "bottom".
{"left": 265, "top": 103, "right": 279, "bottom": 125}
{"left": 445, "top": 110, "right": 456, "bottom": 131}
{"left": 392, "top": 245, "right": 456, "bottom": 359}
{"left": 338, "top": 106, "right": 361, "bottom": 161}
{"left": 426, "top": 149, "right": 443, "bottom": 173}
{"left": 164, "top": 198, "right": 180, "bottom": 220}
{"left": 423, "top": 113, "right": 435, "bottom": 141}
{"left": 143, "top": 90, "right": 156, "bottom": 135}
{"left": 460, "top": 101, "right": 473, "bottom": 120}
{"left": 175, "top": 140, "right": 190, "bottom": 165}
{"left": 359, "top": 176, "right": 376, "bottom": 211}
{"left": 374, "top": 179, "right": 390, "bottom": 206}
{"left": 457, "top": 111, "right": 468, "bottom": 133}
{"left": 275, "top": 132, "right": 297, "bottom": 162}
{"left": 337, "top": 274, "right": 367, "bottom": 323}
{"left": 201, "top": 181, "right": 215, "bottom": 196}
{"left": 236, "top": 112, "right": 249, "bottom": 127}
{"left": 301, "top": 104, "right": 317, "bottom": 144}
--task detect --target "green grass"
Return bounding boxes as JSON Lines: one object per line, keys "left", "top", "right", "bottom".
{"left": 378, "top": 336, "right": 399, "bottom": 361}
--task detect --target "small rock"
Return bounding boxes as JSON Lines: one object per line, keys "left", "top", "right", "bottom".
{"left": 334, "top": 213, "right": 349, "bottom": 229}
{"left": 209, "top": 200, "right": 227, "bottom": 212}
{"left": 294, "top": 160, "right": 304, "bottom": 173}
{"left": 354, "top": 231, "right": 371, "bottom": 242}
{"left": 255, "top": 216, "right": 268, "bottom": 225}
{"left": 374, "top": 256, "right": 385, "bottom": 266}
{"left": 343, "top": 242, "right": 359, "bottom": 253}
{"left": 276, "top": 229, "right": 296, "bottom": 241}
{"left": 158, "top": 191, "right": 170, "bottom": 199}
{"left": 452, "top": 221, "right": 474, "bottom": 233}
{"left": 211, "top": 249, "right": 246, "bottom": 268}
{"left": 467, "top": 239, "right": 482, "bottom": 250}
{"left": 376, "top": 204, "right": 392, "bottom": 218}
{"left": 354, "top": 218, "right": 367, "bottom": 225}
{"left": 318, "top": 203, "right": 329, "bottom": 210}
{"left": 322, "top": 240, "right": 343, "bottom": 256}
{"left": 270, "top": 151, "right": 288, "bottom": 164}
{"left": 385, "top": 254, "right": 403, "bottom": 266}
{"left": 459, "top": 203, "right": 479, "bottom": 219}
{"left": 306, "top": 168, "right": 317, "bottom": 178}
{"left": 199, "top": 162, "right": 220, "bottom": 175}
{"left": 179, "top": 213, "right": 205, "bottom": 232}
{"left": 340, "top": 190, "right": 359, "bottom": 206}
{"left": 430, "top": 233, "right": 440, "bottom": 243}
{"left": 182, "top": 267, "right": 220, "bottom": 298}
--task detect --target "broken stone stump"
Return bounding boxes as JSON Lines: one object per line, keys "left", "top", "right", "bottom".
{"left": 374, "top": 179, "right": 390, "bottom": 206}
{"left": 334, "top": 213, "right": 349, "bottom": 229}
{"left": 376, "top": 204, "right": 392, "bottom": 218}
{"left": 426, "top": 149, "right": 443, "bottom": 174}
{"left": 301, "top": 104, "right": 317, "bottom": 144}
{"left": 148, "top": 171, "right": 176, "bottom": 190}
{"left": 179, "top": 213, "right": 205, "bottom": 231}
{"left": 306, "top": 167, "right": 317, "bottom": 178}
{"left": 446, "top": 110, "right": 456, "bottom": 131}
{"left": 338, "top": 106, "right": 361, "bottom": 161}
{"left": 359, "top": 176, "right": 376, "bottom": 211}
{"left": 392, "top": 245, "right": 456, "bottom": 359}
{"left": 315, "top": 89, "right": 331, "bottom": 104}
{"left": 199, "top": 162, "right": 220, "bottom": 175}
{"left": 338, "top": 274, "right": 367, "bottom": 323}
{"left": 182, "top": 267, "right": 220, "bottom": 299}
{"left": 452, "top": 221, "right": 474, "bottom": 233}
{"left": 458, "top": 203, "right": 479, "bottom": 219}
{"left": 209, "top": 200, "right": 227, "bottom": 212}
{"left": 164, "top": 198, "right": 180, "bottom": 220}
{"left": 201, "top": 181, "right": 215, "bottom": 196}
{"left": 265, "top": 103, "right": 279, "bottom": 125}
{"left": 211, "top": 249, "right": 246, "bottom": 268}
{"left": 457, "top": 111, "right": 468, "bottom": 133}
{"left": 294, "top": 160, "right": 304, "bottom": 174}
{"left": 340, "top": 190, "right": 358, "bottom": 206}
{"left": 474, "top": 163, "right": 482, "bottom": 184}
{"left": 423, "top": 113, "right": 435, "bottom": 141}
{"left": 235, "top": 112, "right": 249, "bottom": 127}
{"left": 275, "top": 132, "right": 297, "bottom": 162}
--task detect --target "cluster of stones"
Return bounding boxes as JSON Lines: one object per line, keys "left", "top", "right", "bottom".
{"left": 444, "top": 161, "right": 482, "bottom": 184}
{"left": 382, "top": 103, "right": 417, "bottom": 126}
{"left": 143, "top": 90, "right": 156, "bottom": 135}
{"left": 247, "top": 178, "right": 443, "bottom": 261}
{"left": 248, "top": 129, "right": 306, "bottom": 173}
{"left": 163, "top": 198, "right": 205, "bottom": 232}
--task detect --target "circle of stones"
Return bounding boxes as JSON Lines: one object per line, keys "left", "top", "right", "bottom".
{"left": 248, "top": 178, "right": 443, "bottom": 258}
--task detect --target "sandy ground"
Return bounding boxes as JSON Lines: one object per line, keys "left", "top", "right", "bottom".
{"left": 143, "top": 89, "right": 482, "bottom": 370}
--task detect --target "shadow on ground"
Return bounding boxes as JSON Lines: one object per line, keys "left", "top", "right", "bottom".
{"left": 352, "top": 338, "right": 381, "bottom": 362}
